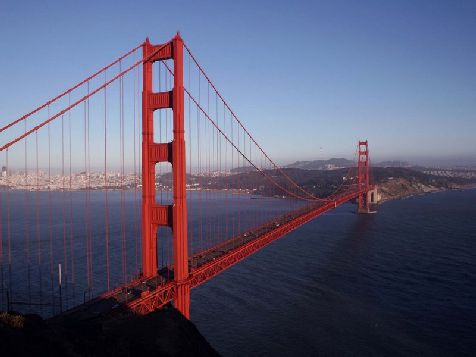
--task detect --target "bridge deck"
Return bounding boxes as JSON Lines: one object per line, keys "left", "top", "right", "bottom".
{"left": 55, "top": 189, "right": 363, "bottom": 320}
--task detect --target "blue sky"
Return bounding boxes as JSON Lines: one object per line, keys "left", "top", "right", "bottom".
{"left": 1, "top": 0, "right": 475, "bottom": 165}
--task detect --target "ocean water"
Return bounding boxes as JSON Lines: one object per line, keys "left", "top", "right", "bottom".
{"left": 0, "top": 190, "right": 304, "bottom": 315}
{"left": 1, "top": 189, "right": 475, "bottom": 355}
{"left": 191, "top": 189, "right": 476, "bottom": 356}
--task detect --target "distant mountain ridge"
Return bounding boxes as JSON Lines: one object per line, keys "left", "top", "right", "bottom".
{"left": 286, "top": 158, "right": 354, "bottom": 170}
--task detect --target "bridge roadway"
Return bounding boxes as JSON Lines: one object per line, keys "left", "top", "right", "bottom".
{"left": 55, "top": 188, "right": 364, "bottom": 320}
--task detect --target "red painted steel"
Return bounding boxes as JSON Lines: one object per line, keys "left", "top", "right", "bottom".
{"left": 126, "top": 189, "right": 366, "bottom": 315}
{"left": 141, "top": 37, "right": 156, "bottom": 278}
{"left": 358, "top": 140, "right": 370, "bottom": 213}
{"left": 171, "top": 34, "right": 190, "bottom": 318}
{"left": 1, "top": 32, "right": 374, "bottom": 320}
{"left": 141, "top": 34, "right": 190, "bottom": 318}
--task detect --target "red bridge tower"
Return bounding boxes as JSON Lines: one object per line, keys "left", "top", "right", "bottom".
{"left": 358, "top": 140, "right": 370, "bottom": 213}
{"left": 141, "top": 34, "right": 190, "bottom": 318}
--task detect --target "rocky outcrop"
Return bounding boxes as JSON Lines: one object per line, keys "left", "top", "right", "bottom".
{"left": 0, "top": 307, "right": 219, "bottom": 357}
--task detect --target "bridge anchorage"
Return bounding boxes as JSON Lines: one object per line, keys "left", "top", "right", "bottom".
{"left": 0, "top": 32, "right": 375, "bottom": 321}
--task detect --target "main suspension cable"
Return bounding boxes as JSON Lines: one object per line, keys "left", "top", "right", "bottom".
{"left": 0, "top": 44, "right": 142, "bottom": 134}
{"left": 183, "top": 43, "right": 323, "bottom": 201}
{"left": 0, "top": 41, "right": 169, "bottom": 152}
{"left": 185, "top": 88, "right": 316, "bottom": 201}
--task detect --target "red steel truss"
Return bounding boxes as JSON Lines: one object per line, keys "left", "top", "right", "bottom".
{"left": 125, "top": 189, "right": 365, "bottom": 315}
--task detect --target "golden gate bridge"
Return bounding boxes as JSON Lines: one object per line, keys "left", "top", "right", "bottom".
{"left": 0, "top": 33, "right": 374, "bottom": 320}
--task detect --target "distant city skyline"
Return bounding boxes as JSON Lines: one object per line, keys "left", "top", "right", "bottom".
{"left": 1, "top": 0, "right": 475, "bottom": 165}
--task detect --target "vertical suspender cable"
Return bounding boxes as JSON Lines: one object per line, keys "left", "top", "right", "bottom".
{"left": 133, "top": 52, "right": 138, "bottom": 277}
{"left": 237, "top": 121, "right": 241, "bottom": 243}
{"left": 6, "top": 149, "right": 12, "bottom": 309}
{"left": 136, "top": 58, "right": 141, "bottom": 277}
{"left": 207, "top": 82, "right": 211, "bottom": 249}
{"left": 84, "top": 93, "right": 90, "bottom": 300}
{"left": 48, "top": 105, "right": 54, "bottom": 314}
{"left": 224, "top": 104, "right": 229, "bottom": 246}
{"left": 158, "top": 63, "right": 163, "bottom": 204}
{"left": 197, "top": 69, "right": 202, "bottom": 253}
{"left": 87, "top": 81, "right": 93, "bottom": 295}
{"left": 120, "top": 61, "right": 127, "bottom": 283}
{"left": 35, "top": 128, "right": 41, "bottom": 313}
{"left": 68, "top": 94, "right": 75, "bottom": 304}
{"left": 61, "top": 114, "right": 68, "bottom": 309}
{"left": 187, "top": 53, "right": 193, "bottom": 262}
{"left": 24, "top": 117, "right": 31, "bottom": 310}
{"left": 104, "top": 71, "right": 110, "bottom": 291}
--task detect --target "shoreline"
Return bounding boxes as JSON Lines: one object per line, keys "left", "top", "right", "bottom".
{"left": 376, "top": 183, "right": 476, "bottom": 205}
{"left": 3, "top": 183, "right": 476, "bottom": 205}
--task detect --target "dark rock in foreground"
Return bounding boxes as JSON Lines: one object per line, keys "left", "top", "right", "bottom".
{"left": 0, "top": 307, "right": 219, "bottom": 357}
